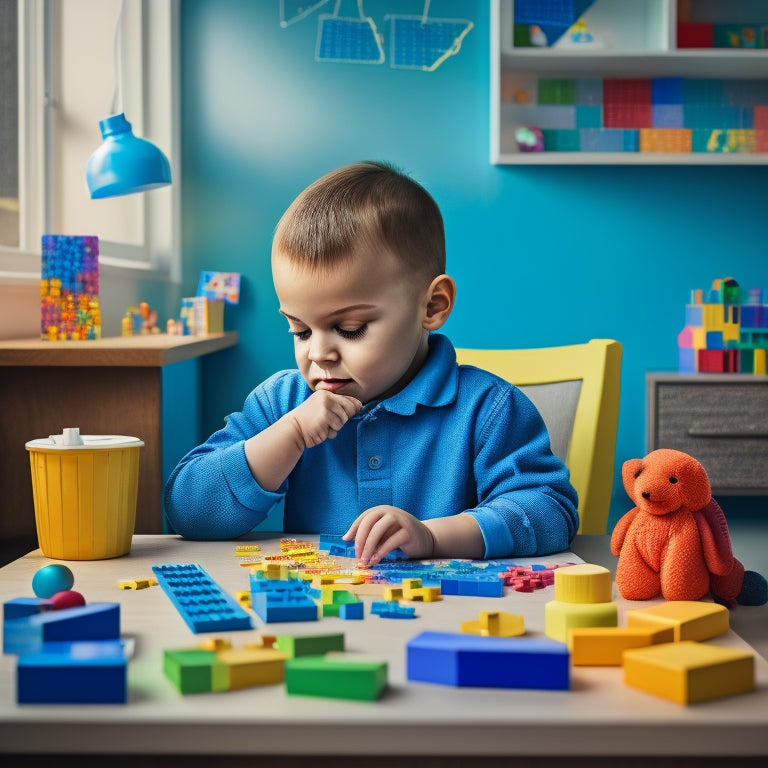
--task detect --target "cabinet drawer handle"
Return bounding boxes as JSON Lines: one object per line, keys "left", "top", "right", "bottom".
{"left": 688, "top": 428, "right": 768, "bottom": 438}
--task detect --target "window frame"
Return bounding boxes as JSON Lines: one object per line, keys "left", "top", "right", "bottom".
{"left": 0, "top": 0, "right": 180, "bottom": 284}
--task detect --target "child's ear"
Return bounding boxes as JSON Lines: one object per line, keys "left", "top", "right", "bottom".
{"left": 422, "top": 274, "right": 456, "bottom": 330}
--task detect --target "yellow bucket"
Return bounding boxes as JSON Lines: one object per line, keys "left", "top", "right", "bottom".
{"left": 26, "top": 430, "right": 144, "bottom": 560}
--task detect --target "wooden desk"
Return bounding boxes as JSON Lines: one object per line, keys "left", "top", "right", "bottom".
{"left": 0, "top": 333, "right": 238, "bottom": 538}
{"left": 0, "top": 535, "right": 766, "bottom": 767}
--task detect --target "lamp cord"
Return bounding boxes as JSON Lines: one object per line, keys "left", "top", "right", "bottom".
{"left": 110, "top": 0, "right": 125, "bottom": 114}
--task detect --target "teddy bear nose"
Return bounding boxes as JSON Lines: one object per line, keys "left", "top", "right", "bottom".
{"left": 642, "top": 491, "right": 651, "bottom": 500}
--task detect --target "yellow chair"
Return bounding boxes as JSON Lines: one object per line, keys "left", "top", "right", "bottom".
{"left": 455, "top": 339, "right": 622, "bottom": 535}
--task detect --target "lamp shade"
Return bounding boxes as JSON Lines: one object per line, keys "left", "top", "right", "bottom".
{"left": 86, "top": 113, "right": 171, "bottom": 199}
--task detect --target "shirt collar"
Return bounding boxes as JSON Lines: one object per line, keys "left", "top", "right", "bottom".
{"left": 372, "top": 333, "right": 458, "bottom": 417}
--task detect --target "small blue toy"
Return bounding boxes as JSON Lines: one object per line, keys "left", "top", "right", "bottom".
{"left": 32, "top": 564, "right": 75, "bottom": 599}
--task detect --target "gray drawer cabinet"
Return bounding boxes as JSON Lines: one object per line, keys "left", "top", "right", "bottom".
{"left": 647, "top": 373, "right": 768, "bottom": 494}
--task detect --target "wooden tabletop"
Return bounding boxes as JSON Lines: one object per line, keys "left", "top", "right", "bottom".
{"left": 0, "top": 331, "right": 239, "bottom": 367}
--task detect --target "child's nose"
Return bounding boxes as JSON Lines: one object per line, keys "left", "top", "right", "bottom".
{"left": 308, "top": 332, "right": 339, "bottom": 363}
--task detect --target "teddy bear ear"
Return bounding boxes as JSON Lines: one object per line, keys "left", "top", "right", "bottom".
{"left": 622, "top": 458, "right": 643, "bottom": 501}
{"left": 678, "top": 454, "right": 712, "bottom": 511}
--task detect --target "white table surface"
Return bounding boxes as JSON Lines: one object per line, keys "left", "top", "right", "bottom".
{"left": 1, "top": 534, "right": 767, "bottom": 760}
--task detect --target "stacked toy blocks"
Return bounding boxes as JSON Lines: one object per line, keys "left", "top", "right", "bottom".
{"left": 40, "top": 234, "right": 101, "bottom": 340}
{"left": 544, "top": 563, "right": 617, "bottom": 642}
{"left": 406, "top": 631, "right": 569, "bottom": 690}
{"left": 163, "top": 637, "right": 289, "bottom": 694}
{"left": 152, "top": 563, "right": 253, "bottom": 632}
{"left": 622, "top": 601, "right": 753, "bottom": 704}
{"left": 678, "top": 277, "right": 768, "bottom": 373}
{"left": 249, "top": 568, "right": 320, "bottom": 623}
{"left": 4, "top": 597, "right": 128, "bottom": 704}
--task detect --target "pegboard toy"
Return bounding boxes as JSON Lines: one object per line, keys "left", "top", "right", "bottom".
{"left": 406, "top": 631, "right": 569, "bottom": 690}
{"left": 40, "top": 234, "right": 101, "bottom": 340}
{"left": 17, "top": 639, "right": 129, "bottom": 704}
{"left": 152, "top": 563, "right": 253, "bottom": 633}
{"left": 625, "top": 600, "right": 729, "bottom": 643}
{"left": 284, "top": 655, "right": 388, "bottom": 701}
{"left": 678, "top": 277, "right": 768, "bottom": 373}
{"left": 568, "top": 626, "right": 674, "bottom": 666}
{"left": 544, "top": 564, "right": 617, "bottom": 642}
{"left": 461, "top": 610, "right": 525, "bottom": 638}
{"left": 623, "top": 641, "right": 754, "bottom": 705}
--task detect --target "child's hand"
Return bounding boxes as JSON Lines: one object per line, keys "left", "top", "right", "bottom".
{"left": 343, "top": 505, "right": 435, "bottom": 567}
{"left": 288, "top": 390, "right": 362, "bottom": 448}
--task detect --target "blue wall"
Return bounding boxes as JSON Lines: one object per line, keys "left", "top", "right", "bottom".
{"left": 179, "top": 0, "right": 768, "bottom": 530}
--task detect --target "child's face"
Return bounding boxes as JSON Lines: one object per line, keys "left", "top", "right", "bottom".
{"left": 272, "top": 247, "right": 431, "bottom": 404}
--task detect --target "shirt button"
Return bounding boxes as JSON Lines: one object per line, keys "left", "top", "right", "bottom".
{"left": 368, "top": 455, "right": 382, "bottom": 470}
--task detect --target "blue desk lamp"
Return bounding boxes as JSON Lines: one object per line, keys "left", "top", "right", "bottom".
{"left": 85, "top": 0, "right": 171, "bottom": 199}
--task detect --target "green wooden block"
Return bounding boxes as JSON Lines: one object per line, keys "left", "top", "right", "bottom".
{"left": 163, "top": 649, "right": 217, "bottom": 694}
{"left": 276, "top": 632, "right": 345, "bottom": 658}
{"left": 285, "top": 656, "right": 388, "bottom": 700}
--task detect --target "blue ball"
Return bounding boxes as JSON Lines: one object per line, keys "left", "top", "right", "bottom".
{"left": 32, "top": 564, "right": 75, "bottom": 599}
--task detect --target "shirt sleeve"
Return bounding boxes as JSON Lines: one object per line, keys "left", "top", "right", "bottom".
{"left": 464, "top": 384, "right": 580, "bottom": 558}
{"left": 163, "top": 375, "right": 294, "bottom": 540}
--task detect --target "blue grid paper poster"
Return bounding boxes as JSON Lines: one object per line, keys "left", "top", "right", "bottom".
{"left": 388, "top": 15, "right": 473, "bottom": 71}
{"left": 316, "top": 14, "right": 384, "bottom": 63}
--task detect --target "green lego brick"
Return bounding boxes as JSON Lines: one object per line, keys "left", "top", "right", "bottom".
{"left": 163, "top": 649, "right": 217, "bottom": 694}
{"left": 538, "top": 79, "right": 576, "bottom": 105}
{"left": 285, "top": 656, "right": 388, "bottom": 700}
{"left": 276, "top": 632, "right": 345, "bottom": 658}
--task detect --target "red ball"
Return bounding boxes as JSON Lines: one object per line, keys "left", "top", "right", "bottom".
{"left": 49, "top": 590, "right": 86, "bottom": 610}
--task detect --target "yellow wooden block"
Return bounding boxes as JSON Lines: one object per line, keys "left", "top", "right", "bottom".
{"left": 626, "top": 601, "right": 729, "bottom": 642}
{"left": 554, "top": 563, "right": 612, "bottom": 604}
{"left": 623, "top": 641, "right": 754, "bottom": 705}
{"left": 544, "top": 599, "right": 617, "bottom": 642}
{"left": 568, "top": 626, "right": 674, "bottom": 665}
{"left": 212, "top": 648, "right": 288, "bottom": 690}
{"left": 383, "top": 586, "right": 404, "bottom": 601}
{"left": 462, "top": 610, "right": 525, "bottom": 637}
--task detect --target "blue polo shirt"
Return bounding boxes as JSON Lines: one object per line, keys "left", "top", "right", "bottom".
{"left": 164, "top": 333, "right": 578, "bottom": 557}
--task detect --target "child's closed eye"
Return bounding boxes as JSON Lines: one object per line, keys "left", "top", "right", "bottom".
{"left": 335, "top": 324, "right": 367, "bottom": 340}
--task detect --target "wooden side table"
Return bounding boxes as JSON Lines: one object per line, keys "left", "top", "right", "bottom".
{"left": 0, "top": 332, "right": 238, "bottom": 539}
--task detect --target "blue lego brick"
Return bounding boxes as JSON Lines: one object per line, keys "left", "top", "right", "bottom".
{"left": 652, "top": 77, "right": 683, "bottom": 105}
{"left": 579, "top": 128, "right": 627, "bottom": 152}
{"left": 4, "top": 602, "right": 120, "bottom": 655}
{"left": 152, "top": 563, "right": 253, "bottom": 634}
{"left": 575, "top": 105, "right": 602, "bottom": 128}
{"left": 406, "top": 632, "right": 570, "bottom": 690}
{"left": 370, "top": 601, "right": 416, "bottom": 619}
{"left": 251, "top": 590, "right": 318, "bottom": 623}
{"left": 318, "top": 534, "right": 408, "bottom": 562}
{"left": 678, "top": 347, "right": 697, "bottom": 373}
{"left": 16, "top": 639, "right": 129, "bottom": 704}
{"left": 339, "top": 601, "right": 364, "bottom": 620}
{"left": 3, "top": 597, "right": 53, "bottom": 621}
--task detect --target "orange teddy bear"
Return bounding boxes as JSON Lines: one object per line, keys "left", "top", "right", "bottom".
{"left": 610, "top": 448, "right": 767, "bottom": 607}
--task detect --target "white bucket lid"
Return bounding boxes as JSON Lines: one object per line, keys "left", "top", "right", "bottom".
{"left": 26, "top": 427, "right": 144, "bottom": 450}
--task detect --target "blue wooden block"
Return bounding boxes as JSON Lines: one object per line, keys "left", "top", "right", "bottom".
{"left": 3, "top": 597, "right": 53, "bottom": 621}
{"left": 251, "top": 591, "right": 318, "bottom": 623}
{"left": 338, "top": 601, "right": 364, "bottom": 620}
{"left": 406, "top": 632, "right": 569, "bottom": 690}
{"left": 4, "top": 603, "right": 120, "bottom": 655}
{"left": 17, "top": 639, "right": 128, "bottom": 704}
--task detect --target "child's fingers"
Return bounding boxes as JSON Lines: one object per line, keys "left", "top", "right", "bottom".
{"left": 342, "top": 512, "right": 365, "bottom": 541}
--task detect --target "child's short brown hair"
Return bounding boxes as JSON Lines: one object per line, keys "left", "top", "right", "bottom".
{"left": 273, "top": 161, "right": 446, "bottom": 283}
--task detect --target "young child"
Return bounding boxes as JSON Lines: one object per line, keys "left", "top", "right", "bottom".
{"left": 164, "top": 161, "right": 578, "bottom": 565}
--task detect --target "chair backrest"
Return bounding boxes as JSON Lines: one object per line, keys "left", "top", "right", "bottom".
{"left": 455, "top": 339, "right": 622, "bottom": 535}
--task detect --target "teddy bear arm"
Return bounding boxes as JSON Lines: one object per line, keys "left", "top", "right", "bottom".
{"left": 610, "top": 507, "right": 639, "bottom": 555}
{"left": 693, "top": 510, "right": 734, "bottom": 576}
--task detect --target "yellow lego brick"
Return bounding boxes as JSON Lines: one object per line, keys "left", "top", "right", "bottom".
{"left": 212, "top": 648, "right": 289, "bottom": 691}
{"left": 626, "top": 601, "right": 729, "bottom": 642}
{"left": 554, "top": 563, "right": 612, "bottom": 604}
{"left": 623, "top": 641, "right": 754, "bottom": 705}
{"left": 383, "top": 586, "right": 404, "bottom": 601}
{"left": 544, "top": 599, "right": 617, "bottom": 642}
{"left": 754, "top": 348, "right": 766, "bottom": 375}
{"left": 461, "top": 610, "right": 525, "bottom": 638}
{"left": 198, "top": 637, "right": 233, "bottom": 652}
{"left": 568, "top": 626, "right": 674, "bottom": 666}
{"left": 401, "top": 578, "right": 422, "bottom": 590}
{"left": 404, "top": 586, "right": 442, "bottom": 602}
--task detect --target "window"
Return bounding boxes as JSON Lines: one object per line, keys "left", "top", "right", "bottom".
{"left": 0, "top": 0, "right": 179, "bottom": 281}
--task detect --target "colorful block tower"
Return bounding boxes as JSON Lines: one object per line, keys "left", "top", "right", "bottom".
{"left": 40, "top": 235, "right": 101, "bottom": 341}
{"left": 678, "top": 277, "right": 768, "bottom": 373}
